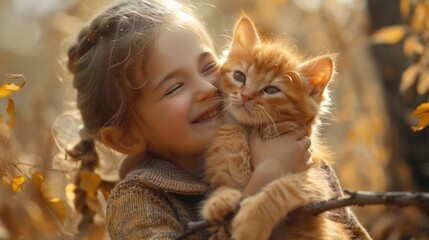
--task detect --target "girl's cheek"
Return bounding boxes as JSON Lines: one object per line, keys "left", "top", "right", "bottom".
{"left": 166, "top": 96, "right": 190, "bottom": 119}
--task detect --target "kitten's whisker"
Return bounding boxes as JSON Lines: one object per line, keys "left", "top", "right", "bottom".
{"left": 222, "top": 101, "right": 238, "bottom": 119}
{"left": 261, "top": 110, "right": 277, "bottom": 154}
{"left": 252, "top": 108, "right": 270, "bottom": 154}
{"left": 258, "top": 105, "right": 278, "bottom": 138}
{"left": 254, "top": 106, "right": 267, "bottom": 133}
{"left": 249, "top": 126, "right": 258, "bottom": 138}
{"left": 196, "top": 97, "right": 224, "bottom": 113}
{"left": 254, "top": 106, "right": 279, "bottom": 156}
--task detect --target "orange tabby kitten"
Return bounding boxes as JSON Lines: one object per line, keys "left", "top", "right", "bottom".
{"left": 202, "top": 16, "right": 352, "bottom": 240}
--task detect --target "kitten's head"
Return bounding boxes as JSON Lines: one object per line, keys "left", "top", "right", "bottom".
{"left": 220, "top": 15, "right": 336, "bottom": 130}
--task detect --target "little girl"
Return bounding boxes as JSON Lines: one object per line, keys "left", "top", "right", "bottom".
{"left": 66, "top": 0, "right": 364, "bottom": 239}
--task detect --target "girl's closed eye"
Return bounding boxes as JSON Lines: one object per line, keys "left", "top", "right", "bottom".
{"left": 201, "top": 61, "right": 218, "bottom": 75}
{"left": 164, "top": 83, "right": 184, "bottom": 96}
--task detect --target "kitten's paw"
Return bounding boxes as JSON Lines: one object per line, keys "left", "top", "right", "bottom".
{"left": 202, "top": 187, "right": 242, "bottom": 223}
{"left": 231, "top": 197, "right": 272, "bottom": 240}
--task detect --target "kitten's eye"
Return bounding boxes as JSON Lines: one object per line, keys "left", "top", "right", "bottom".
{"left": 263, "top": 86, "right": 280, "bottom": 94}
{"left": 233, "top": 71, "right": 246, "bottom": 84}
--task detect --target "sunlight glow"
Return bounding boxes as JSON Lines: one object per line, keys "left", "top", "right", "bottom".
{"left": 1, "top": 18, "right": 41, "bottom": 55}
{"left": 292, "top": 0, "right": 322, "bottom": 12}
{"left": 293, "top": 0, "right": 367, "bottom": 13}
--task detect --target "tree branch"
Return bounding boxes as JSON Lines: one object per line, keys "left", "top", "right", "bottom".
{"left": 174, "top": 190, "right": 429, "bottom": 240}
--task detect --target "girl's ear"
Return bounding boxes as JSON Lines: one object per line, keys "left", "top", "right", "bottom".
{"left": 100, "top": 126, "right": 146, "bottom": 156}
{"left": 228, "top": 14, "right": 260, "bottom": 58}
{"left": 298, "top": 54, "right": 336, "bottom": 101}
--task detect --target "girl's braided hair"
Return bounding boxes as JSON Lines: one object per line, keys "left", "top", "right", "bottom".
{"left": 66, "top": 0, "right": 213, "bottom": 160}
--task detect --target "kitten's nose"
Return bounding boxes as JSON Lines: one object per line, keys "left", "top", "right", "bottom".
{"left": 242, "top": 94, "right": 252, "bottom": 103}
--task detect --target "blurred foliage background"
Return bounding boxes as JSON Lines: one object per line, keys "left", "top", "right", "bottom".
{"left": 0, "top": 0, "right": 429, "bottom": 239}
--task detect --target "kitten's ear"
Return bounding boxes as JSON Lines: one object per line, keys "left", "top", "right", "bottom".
{"left": 298, "top": 55, "right": 336, "bottom": 100}
{"left": 228, "top": 15, "right": 260, "bottom": 57}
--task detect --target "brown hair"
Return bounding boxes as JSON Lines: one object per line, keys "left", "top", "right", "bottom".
{"left": 66, "top": 0, "right": 214, "bottom": 164}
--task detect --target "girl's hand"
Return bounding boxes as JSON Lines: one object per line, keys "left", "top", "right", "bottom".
{"left": 248, "top": 128, "right": 312, "bottom": 173}
{"left": 243, "top": 129, "right": 312, "bottom": 197}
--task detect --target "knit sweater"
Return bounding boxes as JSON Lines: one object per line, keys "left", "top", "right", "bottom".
{"left": 106, "top": 155, "right": 371, "bottom": 240}
{"left": 106, "top": 156, "right": 211, "bottom": 240}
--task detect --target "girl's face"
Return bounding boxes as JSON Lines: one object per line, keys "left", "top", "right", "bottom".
{"left": 134, "top": 28, "right": 223, "bottom": 173}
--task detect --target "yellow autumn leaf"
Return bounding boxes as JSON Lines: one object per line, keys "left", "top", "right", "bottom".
{"left": 410, "top": 3, "right": 428, "bottom": 31}
{"left": 400, "top": 63, "right": 421, "bottom": 93}
{"left": 79, "top": 171, "right": 101, "bottom": 200}
{"left": 412, "top": 102, "right": 429, "bottom": 131}
{"left": 0, "top": 81, "right": 25, "bottom": 98}
{"left": 403, "top": 35, "right": 424, "bottom": 56}
{"left": 401, "top": 0, "right": 410, "bottom": 18}
{"left": 6, "top": 99, "right": 16, "bottom": 129}
{"left": 78, "top": 171, "right": 102, "bottom": 212}
{"left": 31, "top": 171, "right": 44, "bottom": 191}
{"left": 372, "top": 25, "right": 408, "bottom": 44}
{"left": 48, "top": 198, "right": 67, "bottom": 223}
{"left": 10, "top": 175, "right": 25, "bottom": 192}
{"left": 417, "top": 69, "right": 429, "bottom": 94}
{"left": 65, "top": 182, "right": 76, "bottom": 203}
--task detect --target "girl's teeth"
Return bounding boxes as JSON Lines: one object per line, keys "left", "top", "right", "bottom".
{"left": 199, "top": 108, "right": 220, "bottom": 122}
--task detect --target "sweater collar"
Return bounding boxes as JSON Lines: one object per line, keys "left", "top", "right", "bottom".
{"left": 124, "top": 155, "right": 209, "bottom": 195}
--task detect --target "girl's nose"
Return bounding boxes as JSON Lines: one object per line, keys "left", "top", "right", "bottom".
{"left": 207, "top": 71, "right": 221, "bottom": 88}
{"left": 194, "top": 77, "right": 218, "bottom": 102}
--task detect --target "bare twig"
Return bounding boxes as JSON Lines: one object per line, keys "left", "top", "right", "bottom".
{"left": 288, "top": 190, "right": 429, "bottom": 216}
{"left": 13, "top": 161, "right": 71, "bottom": 174}
{"left": 9, "top": 162, "right": 31, "bottom": 181}
{"left": 174, "top": 190, "right": 429, "bottom": 240}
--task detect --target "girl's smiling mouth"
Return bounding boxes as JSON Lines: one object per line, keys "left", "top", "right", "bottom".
{"left": 193, "top": 105, "right": 223, "bottom": 123}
